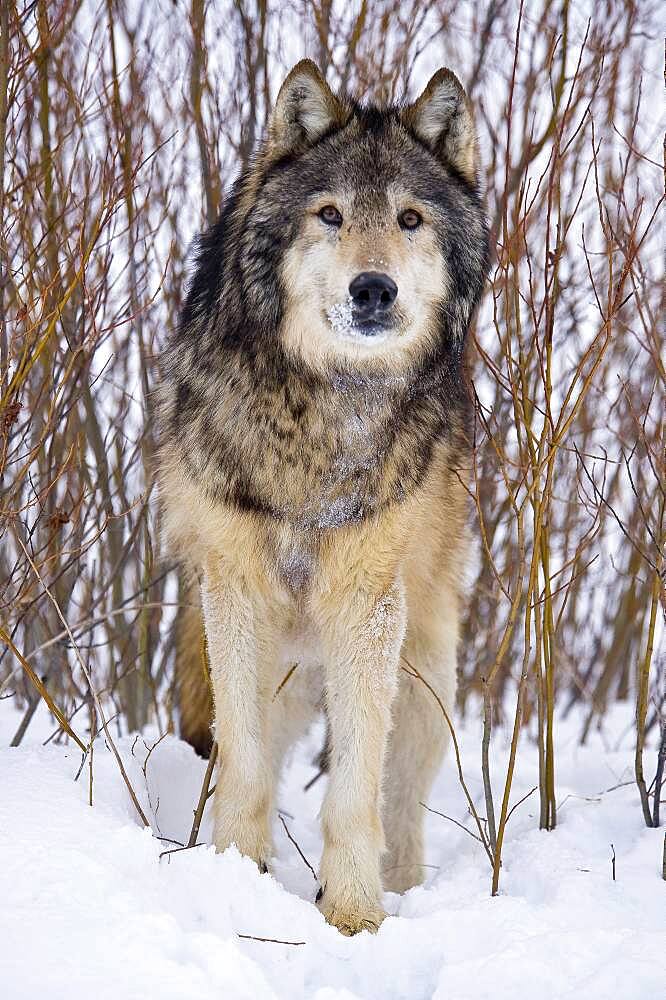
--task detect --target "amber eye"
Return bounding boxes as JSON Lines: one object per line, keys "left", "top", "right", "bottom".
{"left": 399, "top": 209, "right": 422, "bottom": 230}
{"left": 318, "top": 205, "right": 343, "bottom": 227}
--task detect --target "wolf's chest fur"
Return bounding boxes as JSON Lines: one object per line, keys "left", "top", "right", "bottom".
{"left": 171, "top": 348, "right": 458, "bottom": 533}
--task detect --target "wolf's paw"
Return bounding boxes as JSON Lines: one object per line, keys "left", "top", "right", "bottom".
{"left": 213, "top": 816, "right": 272, "bottom": 875}
{"left": 317, "top": 890, "right": 386, "bottom": 936}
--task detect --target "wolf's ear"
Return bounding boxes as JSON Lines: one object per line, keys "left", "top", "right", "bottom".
{"left": 403, "top": 69, "right": 478, "bottom": 185}
{"left": 268, "top": 60, "right": 347, "bottom": 157}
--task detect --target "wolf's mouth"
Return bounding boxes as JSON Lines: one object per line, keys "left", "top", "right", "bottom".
{"left": 326, "top": 299, "right": 396, "bottom": 340}
{"left": 352, "top": 316, "right": 395, "bottom": 337}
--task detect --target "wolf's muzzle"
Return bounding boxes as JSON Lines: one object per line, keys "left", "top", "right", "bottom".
{"left": 349, "top": 272, "right": 398, "bottom": 328}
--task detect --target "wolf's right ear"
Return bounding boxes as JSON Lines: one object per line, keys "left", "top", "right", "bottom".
{"left": 268, "top": 60, "right": 347, "bottom": 157}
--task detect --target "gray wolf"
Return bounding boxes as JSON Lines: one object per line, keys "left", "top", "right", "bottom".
{"left": 156, "top": 59, "right": 488, "bottom": 935}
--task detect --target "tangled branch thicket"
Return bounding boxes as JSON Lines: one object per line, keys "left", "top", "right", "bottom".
{"left": 1, "top": 0, "right": 663, "bottom": 885}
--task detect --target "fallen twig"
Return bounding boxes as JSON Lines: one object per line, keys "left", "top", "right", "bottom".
{"left": 237, "top": 933, "right": 305, "bottom": 946}
{"left": 159, "top": 843, "right": 206, "bottom": 860}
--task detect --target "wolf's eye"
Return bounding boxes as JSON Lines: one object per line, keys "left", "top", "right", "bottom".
{"left": 318, "top": 205, "right": 343, "bottom": 227}
{"left": 399, "top": 209, "right": 422, "bottom": 231}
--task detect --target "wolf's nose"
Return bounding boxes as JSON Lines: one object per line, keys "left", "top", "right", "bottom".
{"left": 349, "top": 272, "right": 398, "bottom": 314}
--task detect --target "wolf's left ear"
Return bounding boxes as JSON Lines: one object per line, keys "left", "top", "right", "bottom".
{"left": 268, "top": 60, "right": 347, "bottom": 157}
{"left": 403, "top": 69, "right": 478, "bottom": 186}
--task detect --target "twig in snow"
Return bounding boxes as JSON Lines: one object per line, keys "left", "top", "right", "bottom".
{"left": 273, "top": 662, "right": 298, "bottom": 701}
{"left": 505, "top": 785, "right": 538, "bottom": 825}
{"left": 1, "top": 625, "right": 86, "bottom": 751}
{"left": 481, "top": 681, "right": 498, "bottom": 853}
{"left": 88, "top": 704, "right": 96, "bottom": 807}
{"left": 278, "top": 813, "right": 317, "bottom": 881}
{"left": 652, "top": 718, "right": 666, "bottom": 827}
{"left": 237, "top": 933, "right": 305, "bottom": 946}
{"left": 610, "top": 843, "right": 616, "bottom": 881}
{"left": 557, "top": 793, "right": 601, "bottom": 811}
{"left": 420, "top": 801, "right": 485, "bottom": 846}
{"left": 43, "top": 700, "right": 87, "bottom": 746}
{"left": 384, "top": 862, "right": 440, "bottom": 873}
{"left": 14, "top": 537, "right": 150, "bottom": 827}
{"left": 634, "top": 567, "right": 660, "bottom": 828}
{"left": 141, "top": 731, "right": 169, "bottom": 778}
{"left": 187, "top": 741, "right": 218, "bottom": 848}
{"left": 303, "top": 769, "right": 324, "bottom": 792}
{"left": 402, "top": 656, "right": 494, "bottom": 866}
{"left": 159, "top": 843, "right": 206, "bottom": 861}
{"left": 140, "top": 732, "right": 169, "bottom": 828}
{"left": 73, "top": 710, "right": 119, "bottom": 782}
{"left": 597, "top": 780, "right": 634, "bottom": 795}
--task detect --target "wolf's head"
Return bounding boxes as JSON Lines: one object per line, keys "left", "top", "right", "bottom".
{"left": 181, "top": 62, "right": 488, "bottom": 379}
{"left": 249, "top": 60, "right": 488, "bottom": 372}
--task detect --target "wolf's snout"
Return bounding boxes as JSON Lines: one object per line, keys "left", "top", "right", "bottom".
{"left": 349, "top": 272, "right": 398, "bottom": 316}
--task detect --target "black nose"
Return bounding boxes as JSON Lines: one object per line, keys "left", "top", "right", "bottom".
{"left": 348, "top": 272, "right": 398, "bottom": 315}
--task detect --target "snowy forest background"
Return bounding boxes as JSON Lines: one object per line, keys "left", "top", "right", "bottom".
{"left": 0, "top": 0, "right": 663, "bottom": 883}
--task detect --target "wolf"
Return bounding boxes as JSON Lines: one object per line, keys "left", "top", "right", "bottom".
{"left": 156, "top": 59, "right": 488, "bottom": 935}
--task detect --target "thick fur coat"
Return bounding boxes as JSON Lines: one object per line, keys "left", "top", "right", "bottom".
{"left": 156, "top": 60, "right": 488, "bottom": 935}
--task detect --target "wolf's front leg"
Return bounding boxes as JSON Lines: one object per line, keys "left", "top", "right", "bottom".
{"left": 201, "top": 562, "right": 274, "bottom": 869}
{"left": 313, "top": 582, "right": 406, "bottom": 935}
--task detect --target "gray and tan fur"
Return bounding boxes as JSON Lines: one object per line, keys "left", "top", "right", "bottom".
{"left": 156, "top": 60, "right": 488, "bottom": 935}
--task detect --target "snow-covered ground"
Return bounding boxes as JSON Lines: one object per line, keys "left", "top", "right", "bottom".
{"left": 1, "top": 695, "right": 663, "bottom": 1000}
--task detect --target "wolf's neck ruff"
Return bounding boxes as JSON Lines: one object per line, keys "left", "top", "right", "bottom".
{"left": 167, "top": 337, "right": 468, "bottom": 529}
